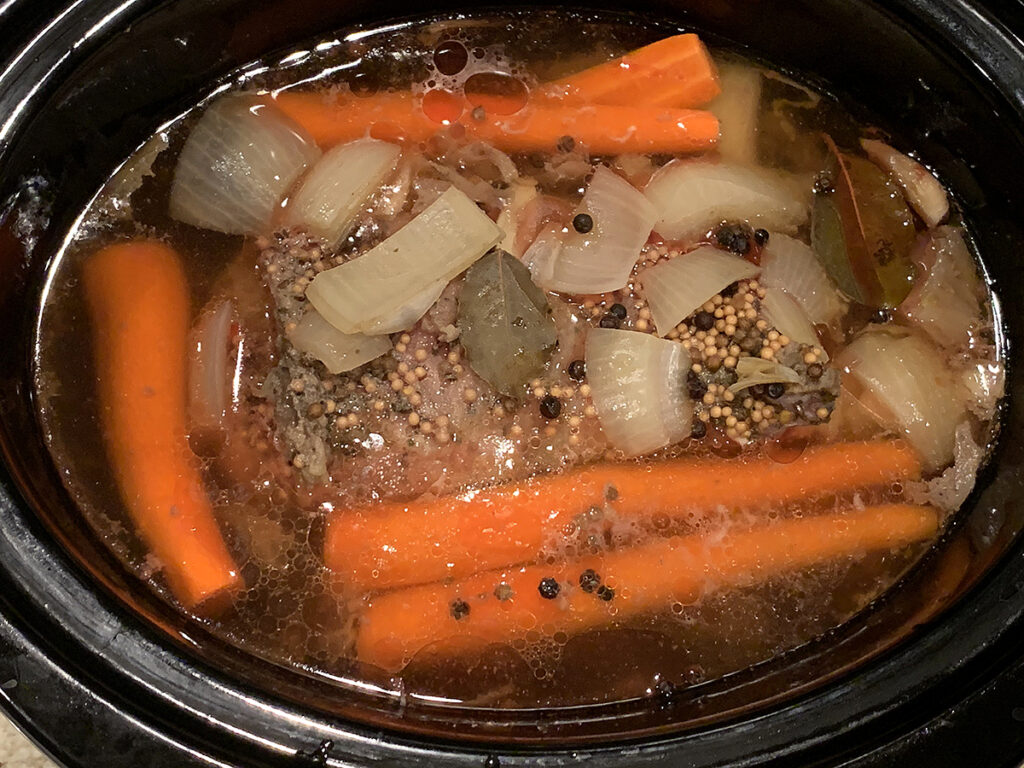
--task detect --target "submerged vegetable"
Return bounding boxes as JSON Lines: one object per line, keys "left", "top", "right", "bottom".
{"left": 638, "top": 245, "right": 760, "bottom": 336}
{"left": 289, "top": 308, "right": 392, "bottom": 374}
{"left": 523, "top": 166, "right": 658, "bottom": 294}
{"left": 861, "top": 139, "right": 948, "bottom": 228}
{"left": 644, "top": 160, "right": 809, "bottom": 240}
{"left": 761, "top": 288, "right": 822, "bottom": 354}
{"left": 811, "top": 136, "right": 915, "bottom": 308}
{"left": 729, "top": 356, "right": 803, "bottom": 394}
{"left": 585, "top": 328, "right": 692, "bottom": 456}
{"left": 839, "top": 327, "right": 966, "bottom": 471}
{"left": 708, "top": 62, "right": 762, "bottom": 164}
{"left": 188, "top": 300, "right": 234, "bottom": 433}
{"left": 169, "top": 96, "right": 320, "bottom": 235}
{"left": 284, "top": 138, "right": 401, "bottom": 249}
{"left": 899, "top": 226, "right": 984, "bottom": 351}
{"left": 306, "top": 186, "right": 503, "bottom": 334}
{"left": 458, "top": 250, "right": 557, "bottom": 396}
{"left": 759, "top": 232, "right": 844, "bottom": 326}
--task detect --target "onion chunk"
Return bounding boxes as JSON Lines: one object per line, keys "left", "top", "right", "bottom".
{"left": 760, "top": 233, "right": 844, "bottom": 326}
{"left": 838, "top": 327, "right": 965, "bottom": 472}
{"left": 285, "top": 139, "right": 401, "bottom": 249}
{"left": 170, "top": 95, "right": 320, "bottom": 235}
{"left": 289, "top": 308, "right": 392, "bottom": 374}
{"left": 638, "top": 245, "right": 760, "bottom": 336}
{"left": 586, "top": 328, "right": 693, "bottom": 456}
{"left": 524, "top": 166, "right": 658, "bottom": 294}
{"left": 306, "top": 186, "right": 503, "bottom": 335}
{"left": 861, "top": 139, "right": 948, "bottom": 228}
{"left": 644, "top": 160, "right": 809, "bottom": 241}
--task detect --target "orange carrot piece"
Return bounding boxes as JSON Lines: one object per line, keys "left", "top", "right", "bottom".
{"left": 326, "top": 440, "right": 921, "bottom": 593}
{"left": 549, "top": 33, "right": 721, "bottom": 108}
{"left": 84, "top": 241, "right": 241, "bottom": 608}
{"left": 356, "top": 503, "right": 939, "bottom": 671}
{"left": 272, "top": 90, "right": 719, "bottom": 155}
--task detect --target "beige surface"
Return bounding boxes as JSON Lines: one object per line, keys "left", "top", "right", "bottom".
{"left": 0, "top": 715, "right": 56, "bottom": 768}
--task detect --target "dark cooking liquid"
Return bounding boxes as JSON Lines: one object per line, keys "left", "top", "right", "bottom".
{"left": 33, "top": 11, "right": 992, "bottom": 710}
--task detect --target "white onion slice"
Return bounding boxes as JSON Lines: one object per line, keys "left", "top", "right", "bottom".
{"left": 759, "top": 233, "right": 844, "bottom": 326}
{"left": 728, "top": 357, "right": 802, "bottom": 394}
{"left": 838, "top": 327, "right": 965, "bottom": 472}
{"left": 861, "top": 139, "right": 949, "bottom": 228}
{"left": 638, "top": 245, "right": 760, "bottom": 336}
{"left": 708, "top": 63, "right": 762, "bottom": 165}
{"left": 644, "top": 160, "right": 809, "bottom": 241}
{"left": 898, "top": 227, "right": 983, "bottom": 351}
{"left": 289, "top": 308, "right": 392, "bottom": 374}
{"left": 363, "top": 279, "right": 447, "bottom": 335}
{"left": 585, "top": 328, "right": 693, "bottom": 456}
{"left": 523, "top": 166, "right": 658, "bottom": 294}
{"left": 761, "top": 287, "right": 824, "bottom": 357}
{"left": 169, "top": 95, "right": 320, "bottom": 235}
{"left": 306, "top": 186, "right": 502, "bottom": 335}
{"left": 284, "top": 139, "right": 401, "bottom": 249}
{"left": 188, "top": 300, "right": 234, "bottom": 431}
{"left": 960, "top": 361, "right": 1005, "bottom": 420}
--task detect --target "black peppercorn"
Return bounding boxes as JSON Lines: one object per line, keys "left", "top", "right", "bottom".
{"left": 694, "top": 311, "right": 715, "bottom": 331}
{"left": 754, "top": 228, "right": 769, "bottom": 246}
{"left": 599, "top": 314, "right": 620, "bottom": 329}
{"left": 714, "top": 223, "right": 752, "bottom": 255}
{"left": 690, "top": 420, "right": 707, "bottom": 439}
{"left": 608, "top": 303, "right": 627, "bottom": 320}
{"left": 538, "top": 577, "right": 560, "bottom": 599}
{"left": 539, "top": 395, "right": 562, "bottom": 419}
{"left": 596, "top": 584, "right": 615, "bottom": 601}
{"left": 807, "top": 362, "right": 823, "bottom": 379}
{"left": 572, "top": 212, "right": 594, "bottom": 233}
{"left": 556, "top": 135, "right": 575, "bottom": 152}
{"left": 813, "top": 172, "right": 835, "bottom": 195}
{"left": 720, "top": 282, "right": 739, "bottom": 298}
{"left": 450, "top": 598, "right": 470, "bottom": 620}
{"left": 568, "top": 359, "right": 586, "bottom": 381}
{"left": 766, "top": 382, "right": 786, "bottom": 399}
{"left": 579, "top": 569, "right": 601, "bottom": 593}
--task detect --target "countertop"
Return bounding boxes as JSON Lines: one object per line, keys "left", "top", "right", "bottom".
{"left": 0, "top": 715, "right": 55, "bottom": 768}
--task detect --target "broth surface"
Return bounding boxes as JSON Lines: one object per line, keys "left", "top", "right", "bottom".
{"left": 35, "top": 12, "right": 1003, "bottom": 710}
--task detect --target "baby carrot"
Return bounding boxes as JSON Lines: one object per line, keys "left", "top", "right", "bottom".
{"left": 84, "top": 241, "right": 241, "bottom": 608}
{"left": 548, "top": 33, "right": 721, "bottom": 108}
{"left": 326, "top": 440, "right": 921, "bottom": 593}
{"left": 272, "top": 90, "right": 719, "bottom": 155}
{"left": 356, "top": 503, "right": 939, "bottom": 671}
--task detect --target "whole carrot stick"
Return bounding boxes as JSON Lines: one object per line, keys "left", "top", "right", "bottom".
{"left": 326, "top": 440, "right": 921, "bottom": 593}
{"left": 356, "top": 503, "right": 939, "bottom": 671}
{"left": 272, "top": 90, "right": 719, "bottom": 155}
{"left": 548, "top": 33, "right": 721, "bottom": 108}
{"left": 84, "top": 241, "right": 241, "bottom": 608}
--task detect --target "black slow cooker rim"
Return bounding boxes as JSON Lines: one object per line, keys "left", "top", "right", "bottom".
{"left": 2, "top": 0, "right": 1024, "bottom": 765}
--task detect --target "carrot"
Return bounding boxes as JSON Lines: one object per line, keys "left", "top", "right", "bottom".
{"left": 272, "top": 90, "right": 719, "bottom": 155}
{"left": 326, "top": 440, "right": 921, "bottom": 593}
{"left": 84, "top": 241, "right": 241, "bottom": 608}
{"left": 356, "top": 503, "right": 939, "bottom": 671}
{"left": 548, "top": 33, "right": 721, "bottom": 108}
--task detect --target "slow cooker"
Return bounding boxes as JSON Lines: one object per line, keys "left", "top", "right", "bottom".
{"left": 2, "top": 0, "right": 1024, "bottom": 765}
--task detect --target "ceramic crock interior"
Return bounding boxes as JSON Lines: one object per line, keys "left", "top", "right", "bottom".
{"left": 1, "top": 0, "right": 1024, "bottom": 751}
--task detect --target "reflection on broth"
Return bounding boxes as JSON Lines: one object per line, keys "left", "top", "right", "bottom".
{"left": 35, "top": 13, "right": 1003, "bottom": 710}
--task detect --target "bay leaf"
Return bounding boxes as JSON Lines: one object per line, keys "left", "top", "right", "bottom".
{"left": 458, "top": 249, "right": 557, "bottom": 397}
{"left": 811, "top": 135, "right": 916, "bottom": 308}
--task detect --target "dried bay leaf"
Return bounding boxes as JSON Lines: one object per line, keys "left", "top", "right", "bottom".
{"left": 812, "top": 135, "right": 916, "bottom": 308}
{"left": 458, "top": 249, "right": 557, "bottom": 397}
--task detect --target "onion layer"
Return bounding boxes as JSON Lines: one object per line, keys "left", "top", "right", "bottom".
{"left": 638, "top": 245, "right": 760, "bottom": 336}
{"left": 761, "top": 287, "right": 823, "bottom": 357}
{"left": 861, "top": 139, "right": 948, "bottom": 228}
{"left": 306, "top": 186, "right": 503, "bottom": 335}
{"left": 284, "top": 138, "right": 401, "bottom": 249}
{"left": 760, "top": 233, "right": 844, "bottom": 326}
{"left": 188, "top": 300, "right": 234, "bottom": 431}
{"left": 289, "top": 308, "right": 392, "bottom": 374}
{"left": 585, "top": 328, "right": 693, "bottom": 456}
{"left": 524, "top": 166, "right": 658, "bottom": 294}
{"left": 838, "top": 327, "right": 965, "bottom": 472}
{"left": 644, "top": 160, "right": 809, "bottom": 241}
{"left": 169, "top": 95, "right": 320, "bottom": 235}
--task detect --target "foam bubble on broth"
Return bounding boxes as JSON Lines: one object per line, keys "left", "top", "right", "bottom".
{"left": 31, "top": 11, "right": 1004, "bottom": 711}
